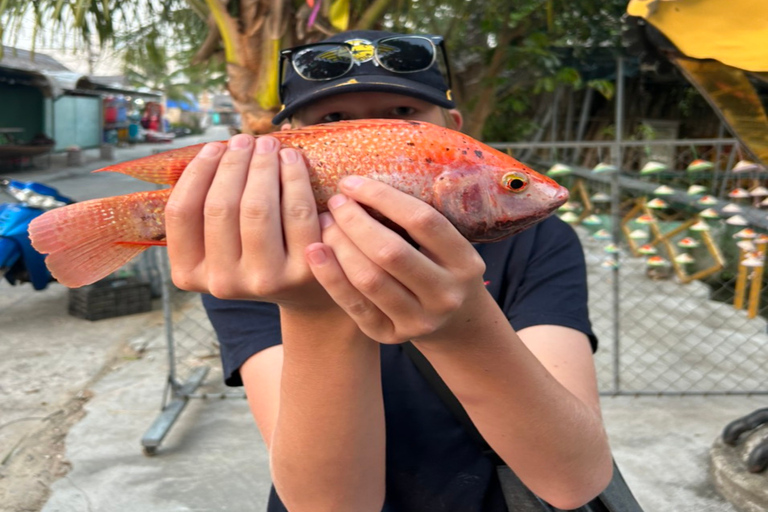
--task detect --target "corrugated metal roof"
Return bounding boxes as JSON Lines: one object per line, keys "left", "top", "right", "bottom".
{"left": 0, "top": 45, "right": 72, "bottom": 73}
{"left": 0, "top": 46, "right": 161, "bottom": 98}
{"left": 0, "top": 45, "right": 85, "bottom": 96}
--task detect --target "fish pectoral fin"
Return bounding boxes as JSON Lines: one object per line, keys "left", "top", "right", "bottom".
{"left": 115, "top": 240, "right": 167, "bottom": 246}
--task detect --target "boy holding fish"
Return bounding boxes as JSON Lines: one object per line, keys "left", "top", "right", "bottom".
{"left": 156, "top": 30, "right": 614, "bottom": 511}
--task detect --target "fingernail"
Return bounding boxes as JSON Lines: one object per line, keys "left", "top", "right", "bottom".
{"left": 229, "top": 134, "right": 252, "bottom": 150}
{"left": 198, "top": 143, "right": 222, "bottom": 158}
{"left": 280, "top": 149, "right": 299, "bottom": 163}
{"left": 341, "top": 176, "right": 364, "bottom": 190}
{"left": 327, "top": 194, "right": 348, "bottom": 210}
{"left": 307, "top": 246, "right": 328, "bottom": 265}
{"left": 319, "top": 212, "right": 334, "bottom": 229}
{"left": 256, "top": 136, "right": 278, "bottom": 154}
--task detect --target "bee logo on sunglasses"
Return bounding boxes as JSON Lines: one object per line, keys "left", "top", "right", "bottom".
{"left": 341, "top": 39, "right": 399, "bottom": 67}
{"left": 346, "top": 39, "right": 375, "bottom": 64}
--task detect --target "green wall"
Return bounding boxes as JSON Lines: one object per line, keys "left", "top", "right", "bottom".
{"left": 0, "top": 83, "right": 44, "bottom": 143}
{"left": 52, "top": 95, "right": 102, "bottom": 151}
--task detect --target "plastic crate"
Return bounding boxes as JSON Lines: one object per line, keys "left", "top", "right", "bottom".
{"left": 68, "top": 278, "right": 152, "bottom": 321}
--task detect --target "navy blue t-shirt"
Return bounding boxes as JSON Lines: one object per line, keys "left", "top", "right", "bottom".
{"left": 202, "top": 215, "right": 597, "bottom": 512}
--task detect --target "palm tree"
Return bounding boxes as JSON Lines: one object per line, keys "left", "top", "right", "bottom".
{"left": 120, "top": 24, "right": 226, "bottom": 102}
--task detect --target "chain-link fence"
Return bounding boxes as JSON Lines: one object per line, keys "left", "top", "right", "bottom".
{"left": 138, "top": 249, "right": 243, "bottom": 455}
{"left": 505, "top": 138, "right": 768, "bottom": 396}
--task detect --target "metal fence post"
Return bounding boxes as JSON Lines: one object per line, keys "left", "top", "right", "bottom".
{"left": 140, "top": 248, "right": 209, "bottom": 456}
{"left": 610, "top": 56, "right": 625, "bottom": 394}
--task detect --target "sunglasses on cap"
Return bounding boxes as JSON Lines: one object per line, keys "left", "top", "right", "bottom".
{"left": 278, "top": 35, "right": 453, "bottom": 103}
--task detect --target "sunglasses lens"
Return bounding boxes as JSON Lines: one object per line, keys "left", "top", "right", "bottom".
{"left": 376, "top": 37, "right": 436, "bottom": 73}
{"left": 292, "top": 45, "right": 353, "bottom": 80}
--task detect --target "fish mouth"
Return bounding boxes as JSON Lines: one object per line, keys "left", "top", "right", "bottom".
{"left": 552, "top": 185, "right": 570, "bottom": 209}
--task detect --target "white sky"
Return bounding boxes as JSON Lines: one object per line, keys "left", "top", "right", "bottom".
{"left": 5, "top": 9, "right": 126, "bottom": 76}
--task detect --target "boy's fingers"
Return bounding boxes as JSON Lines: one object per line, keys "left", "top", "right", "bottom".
{"left": 325, "top": 190, "right": 443, "bottom": 294}
{"left": 203, "top": 135, "right": 254, "bottom": 270}
{"left": 337, "top": 176, "right": 473, "bottom": 265}
{"left": 240, "top": 136, "right": 286, "bottom": 270}
{"left": 318, "top": 211, "right": 419, "bottom": 323}
{"left": 305, "top": 241, "right": 391, "bottom": 337}
{"left": 166, "top": 142, "right": 224, "bottom": 277}
{"left": 279, "top": 148, "right": 321, "bottom": 262}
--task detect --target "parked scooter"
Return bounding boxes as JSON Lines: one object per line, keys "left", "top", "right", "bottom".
{"left": 0, "top": 178, "right": 74, "bottom": 290}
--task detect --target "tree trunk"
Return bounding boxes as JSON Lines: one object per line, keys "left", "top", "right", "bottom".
{"left": 462, "top": 25, "right": 520, "bottom": 140}
{"left": 227, "top": 62, "right": 278, "bottom": 133}
{"left": 204, "top": 0, "right": 285, "bottom": 134}
{"left": 355, "top": 0, "right": 394, "bottom": 30}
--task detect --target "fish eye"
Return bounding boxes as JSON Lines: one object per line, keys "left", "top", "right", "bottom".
{"left": 502, "top": 172, "right": 528, "bottom": 193}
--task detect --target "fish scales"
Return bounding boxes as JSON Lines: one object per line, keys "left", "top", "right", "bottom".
{"left": 282, "top": 123, "right": 448, "bottom": 208}
{"left": 277, "top": 121, "right": 500, "bottom": 209}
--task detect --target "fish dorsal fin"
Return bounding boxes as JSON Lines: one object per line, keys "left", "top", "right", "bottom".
{"left": 275, "top": 119, "right": 433, "bottom": 138}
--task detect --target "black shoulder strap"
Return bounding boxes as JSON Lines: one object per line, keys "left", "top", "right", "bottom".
{"left": 402, "top": 342, "right": 645, "bottom": 512}
{"left": 402, "top": 341, "right": 503, "bottom": 465}
{"left": 402, "top": 342, "right": 552, "bottom": 511}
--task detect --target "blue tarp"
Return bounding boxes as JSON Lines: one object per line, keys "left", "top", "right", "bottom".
{"left": 166, "top": 94, "right": 200, "bottom": 112}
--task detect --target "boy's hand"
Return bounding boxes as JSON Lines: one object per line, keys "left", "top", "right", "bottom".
{"left": 305, "top": 175, "right": 488, "bottom": 344}
{"left": 165, "top": 134, "right": 334, "bottom": 312}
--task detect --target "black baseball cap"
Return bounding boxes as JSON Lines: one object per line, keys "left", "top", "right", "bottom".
{"left": 272, "top": 30, "right": 455, "bottom": 125}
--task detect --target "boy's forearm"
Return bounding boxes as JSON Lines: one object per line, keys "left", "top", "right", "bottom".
{"left": 412, "top": 292, "right": 612, "bottom": 509}
{"left": 270, "top": 307, "right": 385, "bottom": 512}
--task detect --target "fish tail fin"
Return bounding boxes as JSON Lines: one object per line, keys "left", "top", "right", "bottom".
{"left": 28, "top": 191, "right": 168, "bottom": 288}
{"left": 93, "top": 142, "right": 221, "bottom": 185}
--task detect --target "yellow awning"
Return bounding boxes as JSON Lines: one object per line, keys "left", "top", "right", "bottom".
{"left": 627, "top": 0, "right": 768, "bottom": 71}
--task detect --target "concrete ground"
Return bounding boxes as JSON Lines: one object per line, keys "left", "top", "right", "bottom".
{"left": 1, "top": 127, "right": 766, "bottom": 511}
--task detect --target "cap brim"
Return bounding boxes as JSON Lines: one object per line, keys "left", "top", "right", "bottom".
{"left": 272, "top": 74, "right": 455, "bottom": 125}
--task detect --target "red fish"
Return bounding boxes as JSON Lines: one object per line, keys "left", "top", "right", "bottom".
{"left": 29, "top": 119, "right": 568, "bottom": 288}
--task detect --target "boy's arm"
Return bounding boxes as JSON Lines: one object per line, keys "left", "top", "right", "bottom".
{"left": 241, "top": 310, "right": 385, "bottom": 512}
{"left": 413, "top": 316, "right": 611, "bottom": 510}
{"left": 518, "top": 325, "right": 603, "bottom": 416}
